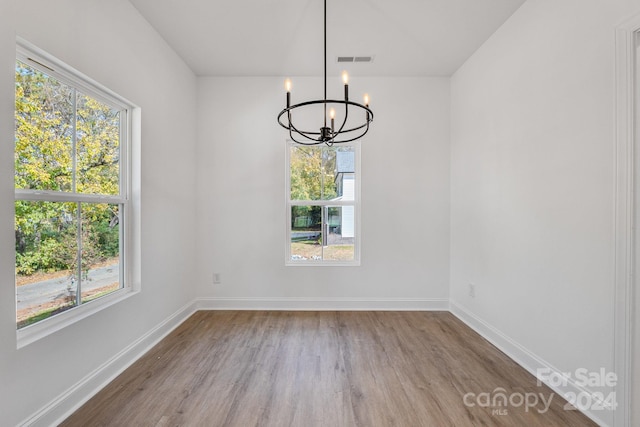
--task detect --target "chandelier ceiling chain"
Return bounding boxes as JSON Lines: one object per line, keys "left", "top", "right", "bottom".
{"left": 277, "top": 0, "right": 374, "bottom": 145}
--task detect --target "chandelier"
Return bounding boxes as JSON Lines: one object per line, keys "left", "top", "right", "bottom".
{"left": 277, "top": 0, "right": 374, "bottom": 145}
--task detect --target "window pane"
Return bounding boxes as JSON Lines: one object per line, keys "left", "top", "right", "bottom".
{"left": 290, "top": 146, "right": 322, "bottom": 200}
{"left": 15, "top": 61, "right": 73, "bottom": 192}
{"left": 290, "top": 145, "right": 356, "bottom": 202}
{"left": 324, "top": 206, "right": 355, "bottom": 261}
{"left": 290, "top": 205, "right": 322, "bottom": 261}
{"left": 15, "top": 201, "right": 123, "bottom": 328}
{"left": 290, "top": 205, "right": 355, "bottom": 262}
{"left": 15, "top": 201, "right": 79, "bottom": 328}
{"left": 331, "top": 147, "right": 356, "bottom": 201}
{"left": 15, "top": 61, "right": 121, "bottom": 196}
{"left": 76, "top": 94, "right": 120, "bottom": 195}
{"left": 80, "top": 203, "right": 121, "bottom": 303}
{"left": 321, "top": 148, "right": 337, "bottom": 200}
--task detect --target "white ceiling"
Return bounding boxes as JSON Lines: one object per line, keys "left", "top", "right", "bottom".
{"left": 129, "top": 0, "right": 526, "bottom": 77}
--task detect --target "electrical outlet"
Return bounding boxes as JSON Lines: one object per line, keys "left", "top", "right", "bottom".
{"left": 468, "top": 283, "right": 476, "bottom": 298}
{"left": 213, "top": 273, "right": 221, "bottom": 284}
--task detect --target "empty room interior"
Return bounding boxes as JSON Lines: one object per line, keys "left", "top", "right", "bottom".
{"left": 1, "top": 0, "right": 639, "bottom": 426}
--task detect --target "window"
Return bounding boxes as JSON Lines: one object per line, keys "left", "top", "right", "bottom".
{"left": 286, "top": 142, "right": 360, "bottom": 265}
{"left": 14, "top": 41, "right": 138, "bottom": 342}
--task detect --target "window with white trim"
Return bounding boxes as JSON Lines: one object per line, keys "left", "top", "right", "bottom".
{"left": 286, "top": 142, "right": 360, "bottom": 265}
{"left": 14, "top": 41, "right": 137, "bottom": 338}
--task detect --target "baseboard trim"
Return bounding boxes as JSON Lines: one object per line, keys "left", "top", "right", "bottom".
{"left": 449, "top": 300, "right": 611, "bottom": 427}
{"left": 195, "top": 296, "right": 450, "bottom": 311}
{"left": 20, "top": 300, "right": 198, "bottom": 427}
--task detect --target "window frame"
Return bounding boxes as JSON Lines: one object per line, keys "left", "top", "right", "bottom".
{"left": 285, "top": 141, "right": 361, "bottom": 266}
{"left": 15, "top": 39, "right": 140, "bottom": 348}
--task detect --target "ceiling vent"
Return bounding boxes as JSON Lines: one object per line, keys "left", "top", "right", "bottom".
{"left": 336, "top": 56, "right": 374, "bottom": 63}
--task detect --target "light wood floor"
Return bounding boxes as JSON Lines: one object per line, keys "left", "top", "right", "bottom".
{"left": 61, "top": 311, "right": 597, "bottom": 426}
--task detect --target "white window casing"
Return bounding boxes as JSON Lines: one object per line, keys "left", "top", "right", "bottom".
{"left": 285, "top": 141, "right": 361, "bottom": 266}
{"left": 15, "top": 38, "right": 141, "bottom": 348}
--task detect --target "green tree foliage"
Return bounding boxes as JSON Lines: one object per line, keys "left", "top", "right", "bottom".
{"left": 289, "top": 146, "right": 338, "bottom": 201}
{"left": 15, "top": 62, "right": 120, "bottom": 277}
{"left": 289, "top": 145, "right": 341, "bottom": 231}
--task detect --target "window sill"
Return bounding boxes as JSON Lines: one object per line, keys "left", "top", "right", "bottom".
{"left": 16, "top": 287, "right": 139, "bottom": 349}
{"left": 285, "top": 260, "right": 361, "bottom": 267}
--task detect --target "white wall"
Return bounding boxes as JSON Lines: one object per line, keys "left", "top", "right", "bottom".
{"left": 195, "top": 76, "right": 450, "bottom": 305}
{"left": 451, "top": 0, "right": 640, "bottom": 425}
{"left": 9, "top": 0, "right": 638, "bottom": 424}
{"left": 0, "top": 0, "right": 198, "bottom": 425}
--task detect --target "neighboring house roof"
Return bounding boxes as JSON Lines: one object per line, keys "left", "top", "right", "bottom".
{"left": 336, "top": 151, "right": 355, "bottom": 174}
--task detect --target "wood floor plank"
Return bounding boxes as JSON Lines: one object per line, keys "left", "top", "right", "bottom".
{"left": 60, "top": 311, "right": 598, "bottom": 427}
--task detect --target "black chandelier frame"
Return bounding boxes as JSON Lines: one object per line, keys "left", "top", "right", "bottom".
{"left": 277, "top": 0, "right": 374, "bottom": 145}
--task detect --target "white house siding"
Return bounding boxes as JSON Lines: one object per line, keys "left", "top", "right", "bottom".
{"left": 341, "top": 175, "right": 355, "bottom": 237}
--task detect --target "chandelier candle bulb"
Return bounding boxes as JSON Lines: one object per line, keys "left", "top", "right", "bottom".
{"left": 330, "top": 108, "right": 335, "bottom": 132}
{"left": 342, "top": 71, "right": 349, "bottom": 85}
{"left": 342, "top": 71, "right": 349, "bottom": 100}
{"left": 285, "top": 79, "right": 292, "bottom": 107}
{"left": 364, "top": 93, "right": 370, "bottom": 120}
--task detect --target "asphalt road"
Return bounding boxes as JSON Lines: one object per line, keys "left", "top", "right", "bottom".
{"left": 16, "top": 264, "right": 120, "bottom": 311}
